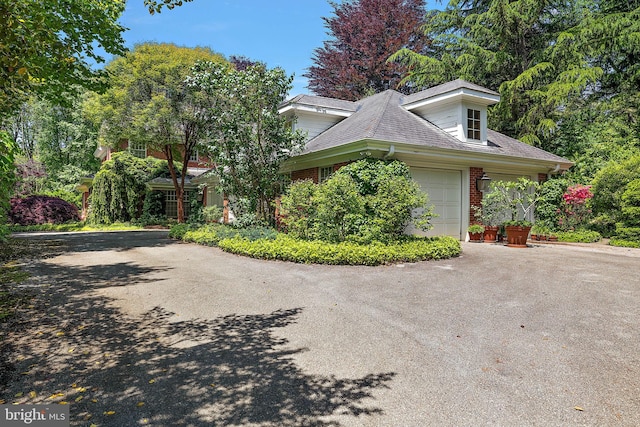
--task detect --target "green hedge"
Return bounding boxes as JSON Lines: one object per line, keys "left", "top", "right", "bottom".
{"left": 555, "top": 230, "right": 602, "bottom": 243}
{"left": 171, "top": 224, "right": 461, "bottom": 265}
{"left": 218, "top": 235, "right": 461, "bottom": 265}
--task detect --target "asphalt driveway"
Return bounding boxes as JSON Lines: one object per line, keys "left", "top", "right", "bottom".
{"left": 3, "top": 231, "right": 640, "bottom": 426}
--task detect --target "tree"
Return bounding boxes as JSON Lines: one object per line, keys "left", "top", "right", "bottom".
{"left": 188, "top": 61, "right": 306, "bottom": 225}
{"left": 89, "top": 152, "right": 167, "bottom": 224}
{"left": 145, "top": 0, "right": 194, "bottom": 14}
{"left": 305, "top": 0, "right": 430, "bottom": 101}
{"left": 0, "top": 132, "right": 18, "bottom": 239}
{"left": 392, "top": 0, "right": 601, "bottom": 145}
{"left": 392, "top": 0, "right": 640, "bottom": 154}
{"left": 0, "top": 0, "right": 127, "bottom": 120}
{"left": 94, "top": 43, "right": 226, "bottom": 222}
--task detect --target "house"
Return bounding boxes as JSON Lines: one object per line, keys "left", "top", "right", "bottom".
{"left": 278, "top": 79, "right": 572, "bottom": 239}
{"left": 78, "top": 140, "right": 224, "bottom": 220}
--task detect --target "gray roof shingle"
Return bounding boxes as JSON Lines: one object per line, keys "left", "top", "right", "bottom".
{"left": 299, "top": 89, "right": 571, "bottom": 165}
{"left": 402, "top": 79, "right": 500, "bottom": 105}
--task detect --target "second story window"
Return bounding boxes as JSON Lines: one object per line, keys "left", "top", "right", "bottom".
{"left": 129, "top": 141, "right": 147, "bottom": 158}
{"left": 319, "top": 166, "right": 333, "bottom": 183}
{"left": 467, "top": 109, "right": 481, "bottom": 140}
{"left": 188, "top": 150, "right": 199, "bottom": 162}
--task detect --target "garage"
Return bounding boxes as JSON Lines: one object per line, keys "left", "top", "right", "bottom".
{"left": 409, "top": 168, "right": 462, "bottom": 238}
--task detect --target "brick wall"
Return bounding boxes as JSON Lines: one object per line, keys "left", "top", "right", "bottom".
{"left": 469, "top": 167, "right": 484, "bottom": 224}
{"left": 538, "top": 173, "right": 548, "bottom": 184}
{"left": 291, "top": 167, "right": 319, "bottom": 184}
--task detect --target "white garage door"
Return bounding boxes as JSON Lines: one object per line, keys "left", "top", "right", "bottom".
{"left": 409, "top": 168, "right": 462, "bottom": 238}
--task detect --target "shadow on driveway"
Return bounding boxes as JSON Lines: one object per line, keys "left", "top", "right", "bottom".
{"left": 1, "top": 235, "right": 395, "bottom": 426}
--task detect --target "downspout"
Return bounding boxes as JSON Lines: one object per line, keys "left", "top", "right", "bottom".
{"left": 383, "top": 144, "right": 395, "bottom": 160}
{"left": 547, "top": 163, "right": 560, "bottom": 179}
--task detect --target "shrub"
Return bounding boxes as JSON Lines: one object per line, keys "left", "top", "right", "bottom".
{"left": 555, "top": 230, "right": 602, "bottom": 243}
{"left": 280, "top": 159, "right": 434, "bottom": 243}
{"left": 9, "top": 195, "right": 79, "bottom": 225}
{"left": 217, "top": 235, "right": 461, "bottom": 265}
{"left": 278, "top": 179, "right": 317, "bottom": 239}
{"left": 313, "top": 173, "right": 366, "bottom": 242}
{"left": 202, "top": 205, "right": 223, "bottom": 223}
{"left": 557, "top": 184, "right": 594, "bottom": 231}
{"left": 591, "top": 154, "right": 640, "bottom": 235}
{"left": 535, "top": 178, "right": 569, "bottom": 229}
{"left": 620, "top": 179, "right": 640, "bottom": 226}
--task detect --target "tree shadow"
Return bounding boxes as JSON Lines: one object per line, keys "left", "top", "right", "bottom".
{"left": 1, "top": 250, "right": 395, "bottom": 426}
{"left": 13, "top": 230, "right": 175, "bottom": 254}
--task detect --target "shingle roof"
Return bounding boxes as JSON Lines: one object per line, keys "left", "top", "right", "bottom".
{"left": 299, "top": 89, "right": 571, "bottom": 165}
{"left": 402, "top": 79, "right": 500, "bottom": 105}
{"left": 281, "top": 94, "right": 358, "bottom": 112}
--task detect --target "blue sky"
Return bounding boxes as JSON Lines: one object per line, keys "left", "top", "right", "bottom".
{"left": 117, "top": 0, "right": 440, "bottom": 96}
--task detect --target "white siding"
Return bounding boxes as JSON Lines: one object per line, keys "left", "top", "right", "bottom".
{"left": 414, "top": 104, "right": 462, "bottom": 141}
{"left": 295, "top": 113, "right": 345, "bottom": 141}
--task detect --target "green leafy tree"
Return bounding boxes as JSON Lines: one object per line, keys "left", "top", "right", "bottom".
{"left": 89, "top": 152, "right": 168, "bottom": 224}
{"left": 0, "top": 132, "right": 18, "bottom": 239}
{"left": 391, "top": 0, "right": 601, "bottom": 146}
{"left": 0, "top": 0, "right": 127, "bottom": 120}
{"left": 188, "top": 61, "right": 306, "bottom": 225}
{"left": 94, "top": 43, "right": 226, "bottom": 222}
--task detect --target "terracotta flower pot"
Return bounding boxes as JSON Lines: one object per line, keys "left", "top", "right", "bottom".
{"left": 505, "top": 225, "right": 532, "bottom": 248}
{"left": 468, "top": 232, "right": 483, "bottom": 242}
{"left": 483, "top": 226, "right": 499, "bottom": 243}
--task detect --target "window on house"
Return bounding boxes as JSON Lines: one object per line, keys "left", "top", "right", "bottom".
{"left": 188, "top": 150, "right": 199, "bottom": 162}
{"left": 129, "top": 141, "right": 147, "bottom": 158}
{"left": 467, "top": 109, "right": 481, "bottom": 141}
{"left": 165, "top": 190, "right": 191, "bottom": 219}
{"left": 319, "top": 166, "right": 333, "bottom": 183}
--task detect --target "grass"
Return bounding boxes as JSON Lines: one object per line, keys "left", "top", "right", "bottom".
{"left": 9, "top": 221, "right": 145, "bottom": 233}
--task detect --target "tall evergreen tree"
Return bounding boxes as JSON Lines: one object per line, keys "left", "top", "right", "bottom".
{"left": 305, "top": 0, "right": 430, "bottom": 101}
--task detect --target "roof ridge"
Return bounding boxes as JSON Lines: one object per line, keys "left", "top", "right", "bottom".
{"left": 365, "top": 90, "right": 395, "bottom": 138}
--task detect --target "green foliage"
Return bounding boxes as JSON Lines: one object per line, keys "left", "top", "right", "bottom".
{"left": 313, "top": 173, "right": 366, "bottom": 242}
{"left": 0, "top": 131, "right": 18, "bottom": 240}
{"left": 188, "top": 61, "right": 306, "bottom": 224}
{"left": 201, "top": 205, "right": 223, "bottom": 223}
{"left": 139, "top": 190, "right": 166, "bottom": 224}
{"left": 94, "top": 43, "right": 225, "bottom": 222}
{"left": 144, "top": 0, "right": 193, "bottom": 14}
{"left": 555, "top": 230, "right": 602, "bottom": 243}
{"left": 591, "top": 154, "right": 640, "bottom": 234}
{"left": 535, "top": 178, "right": 569, "bottom": 229}
{"left": 621, "top": 179, "right": 640, "bottom": 226}
{"left": 278, "top": 179, "right": 317, "bottom": 240}
{"left": 173, "top": 222, "right": 460, "bottom": 265}
{"left": 217, "top": 235, "right": 461, "bottom": 266}
{"left": 0, "top": 0, "right": 126, "bottom": 119}
{"left": 280, "top": 159, "right": 434, "bottom": 243}
{"left": 8, "top": 222, "right": 142, "bottom": 233}
{"left": 467, "top": 224, "right": 485, "bottom": 234}
{"left": 89, "top": 152, "right": 166, "bottom": 224}
{"left": 483, "top": 178, "right": 540, "bottom": 226}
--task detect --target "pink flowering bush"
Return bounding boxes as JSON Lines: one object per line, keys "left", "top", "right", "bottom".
{"left": 557, "top": 184, "right": 593, "bottom": 231}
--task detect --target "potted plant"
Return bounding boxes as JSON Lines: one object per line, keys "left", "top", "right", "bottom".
{"left": 484, "top": 178, "right": 540, "bottom": 248}
{"left": 467, "top": 224, "right": 485, "bottom": 242}
{"left": 476, "top": 197, "right": 501, "bottom": 243}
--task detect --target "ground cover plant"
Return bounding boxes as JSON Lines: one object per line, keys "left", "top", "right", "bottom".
{"left": 171, "top": 159, "right": 460, "bottom": 265}
{"left": 171, "top": 222, "right": 460, "bottom": 265}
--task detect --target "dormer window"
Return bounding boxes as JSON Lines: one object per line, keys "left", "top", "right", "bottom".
{"left": 467, "top": 109, "right": 481, "bottom": 140}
